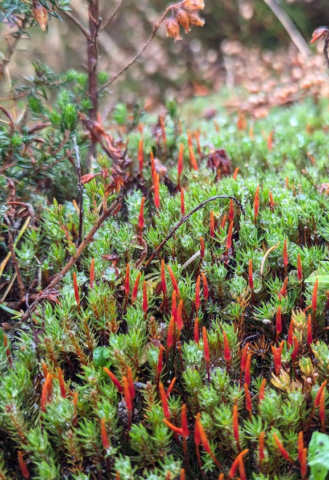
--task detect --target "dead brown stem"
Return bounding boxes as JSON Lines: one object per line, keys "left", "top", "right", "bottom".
{"left": 100, "top": 0, "right": 124, "bottom": 31}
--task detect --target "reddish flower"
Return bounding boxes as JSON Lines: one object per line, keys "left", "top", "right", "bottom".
{"left": 171, "top": 290, "right": 177, "bottom": 322}
{"left": 320, "top": 389, "right": 326, "bottom": 431}
{"left": 287, "top": 318, "right": 294, "bottom": 346}
{"left": 233, "top": 404, "right": 240, "bottom": 446}
{"left": 178, "top": 142, "right": 184, "bottom": 178}
{"left": 223, "top": 331, "right": 231, "bottom": 362}
{"left": 298, "top": 431, "right": 304, "bottom": 465}
{"left": 228, "top": 199, "right": 234, "bottom": 222}
{"left": 312, "top": 278, "right": 319, "bottom": 313}
{"left": 41, "top": 373, "right": 53, "bottom": 412}
{"left": 221, "top": 214, "right": 227, "bottom": 229}
{"left": 240, "top": 344, "right": 249, "bottom": 373}
{"left": 301, "top": 448, "right": 308, "bottom": 479}
{"left": 278, "top": 277, "right": 288, "bottom": 298}
{"left": 127, "top": 367, "right": 135, "bottom": 401}
{"left": 154, "top": 173, "right": 160, "bottom": 209}
{"left": 150, "top": 150, "right": 156, "bottom": 180}
{"left": 269, "top": 191, "right": 275, "bottom": 210}
{"left": 103, "top": 368, "right": 123, "bottom": 394}
{"left": 259, "top": 378, "right": 266, "bottom": 403}
{"left": 271, "top": 341, "right": 284, "bottom": 375}
{"left": 267, "top": 130, "right": 273, "bottom": 150}
{"left": 188, "top": 145, "right": 198, "bottom": 171}
{"left": 291, "top": 335, "right": 299, "bottom": 362}
{"left": 276, "top": 305, "right": 282, "bottom": 335}
{"left": 244, "top": 383, "right": 252, "bottom": 414}
{"left": 233, "top": 167, "right": 239, "bottom": 180}
{"left": 283, "top": 238, "right": 288, "bottom": 270}
{"left": 259, "top": 432, "right": 265, "bottom": 465}
{"left": 163, "top": 418, "right": 184, "bottom": 435}
{"left": 228, "top": 450, "right": 249, "bottom": 479}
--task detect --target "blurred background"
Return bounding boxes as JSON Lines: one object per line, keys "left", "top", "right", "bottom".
{"left": 2, "top": 0, "right": 329, "bottom": 111}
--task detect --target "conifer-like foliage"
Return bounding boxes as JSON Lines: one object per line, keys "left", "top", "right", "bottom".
{"left": 1, "top": 1, "right": 329, "bottom": 479}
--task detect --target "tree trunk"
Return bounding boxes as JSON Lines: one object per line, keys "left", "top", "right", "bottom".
{"left": 87, "top": 0, "right": 100, "bottom": 171}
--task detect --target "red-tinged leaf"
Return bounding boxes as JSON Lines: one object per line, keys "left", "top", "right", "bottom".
{"left": 177, "top": 299, "right": 184, "bottom": 331}
{"left": 154, "top": 173, "right": 160, "bottom": 209}
{"left": 187, "top": 130, "right": 193, "bottom": 148}
{"left": 123, "top": 376, "right": 133, "bottom": 411}
{"left": 194, "top": 413, "right": 201, "bottom": 447}
{"left": 278, "top": 277, "right": 288, "bottom": 299}
{"left": 238, "top": 454, "right": 247, "bottom": 480}
{"left": 298, "top": 431, "right": 304, "bottom": 465}
{"left": 81, "top": 172, "right": 101, "bottom": 184}
{"left": 101, "top": 418, "right": 110, "bottom": 450}
{"left": 259, "top": 432, "right": 265, "bottom": 463}
{"left": 240, "top": 344, "right": 249, "bottom": 372}
{"left": 159, "top": 381, "right": 170, "bottom": 418}
{"left": 228, "top": 450, "right": 249, "bottom": 479}
{"left": 188, "top": 145, "right": 198, "bottom": 171}
{"left": 301, "top": 448, "right": 308, "bottom": 479}
{"left": 202, "top": 326, "right": 210, "bottom": 363}
{"left": 18, "top": 451, "right": 30, "bottom": 479}
{"left": 198, "top": 417, "right": 211, "bottom": 454}
{"left": 287, "top": 318, "right": 294, "bottom": 346}
{"left": 33, "top": 1, "right": 48, "bottom": 31}
{"left": 181, "top": 404, "right": 189, "bottom": 437}
{"left": 103, "top": 368, "right": 123, "bottom": 393}
{"left": 221, "top": 214, "right": 227, "bottom": 230}
{"left": 233, "top": 167, "right": 239, "bottom": 180}
{"left": 194, "top": 317, "right": 200, "bottom": 344}
{"left": 291, "top": 335, "right": 299, "bottom": 361}
{"left": 131, "top": 272, "right": 141, "bottom": 304}
{"left": 138, "top": 197, "right": 145, "bottom": 230}
{"left": 320, "top": 389, "right": 326, "bottom": 429}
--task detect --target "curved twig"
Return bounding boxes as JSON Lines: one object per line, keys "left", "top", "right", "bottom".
{"left": 142, "top": 195, "right": 245, "bottom": 270}
{"left": 100, "top": 0, "right": 124, "bottom": 31}
{"left": 98, "top": 6, "right": 173, "bottom": 93}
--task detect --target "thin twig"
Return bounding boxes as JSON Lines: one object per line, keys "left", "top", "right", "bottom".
{"left": 73, "top": 136, "right": 84, "bottom": 247}
{"left": 142, "top": 195, "right": 245, "bottom": 270}
{"left": 100, "top": 0, "right": 124, "bottom": 31}
{"left": 98, "top": 6, "right": 172, "bottom": 93}
{"left": 263, "top": 0, "right": 310, "bottom": 57}
{"left": 4, "top": 216, "right": 25, "bottom": 298}
{"left": 61, "top": 10, "right": 90, "bottom": 38}
{"left": 21, "top": 197, "right": 122, "bottom": 321}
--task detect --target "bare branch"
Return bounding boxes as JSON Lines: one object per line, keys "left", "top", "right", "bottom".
{"left": 61, "top": 10, "right": 90, "bottom": 38}
{"left": 73, "top": 136, "right": 84, "bottom": 247}
{"left": 100, "top": 0, "right": 124, "bottom": 31}
{"left": 98, "top": 7, "right": 171, "bottom": 93}
{"left": 263, "top": 0, "right": 310, "bottom": 57}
